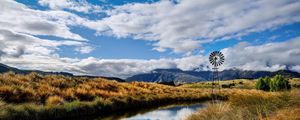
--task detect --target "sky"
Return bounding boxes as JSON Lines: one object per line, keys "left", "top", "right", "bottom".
{"left": 0, "top": 0, "right": 300, "bottom": 78}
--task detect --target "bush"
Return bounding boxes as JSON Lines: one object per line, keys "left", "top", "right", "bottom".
{"left": 255, "top": 75, "right": 291, "bottom": 92}
{"left": 255, "top": 77, "right": 271, "bottom": 91}
{"left": 270, "top": 75, "right": 291, "bottom": 91}
{"left": 46, "top": 96, "right": 65, "bottom": 105}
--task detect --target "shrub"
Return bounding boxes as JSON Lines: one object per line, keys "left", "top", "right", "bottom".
{"left": 255, "top": 77, "right": 271, "bottom": 91}
{"left": 238, "top": 81, "right": 243, "bottom": 84}
{"left": 270, "top": 75, "right": 291, "bottom": 91}
{"left": 46, "top": 96, "right": 65, "bottom": 105}
{"left": 255, "top": 75, "right": 291, "bottom": 92}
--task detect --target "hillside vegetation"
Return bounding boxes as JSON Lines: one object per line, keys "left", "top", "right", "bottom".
{"left": 1, "top": 72, "right": 299, "bottom": 120}
{"left": 0, "top": 72, "right": 215, "bottom": 120}
{"left": 184, "top": 78, "right": 300, "bottom": 120}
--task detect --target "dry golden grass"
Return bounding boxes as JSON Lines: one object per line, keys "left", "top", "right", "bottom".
{"left": 268, "top": 89, "right": 300, "bottom": 120}
{"left": 182, "top": 78, "right": 300, "bottom": 90}
{"left": 46, "top": 96, "right": 65, "bottom": 105}
{"left": 0, "top": 72, "right": 213, "bottom": 119}
{"left": 1, "top": 72, "right": 298, "bottom": 120}
{"left": 187, "top": 88, "right": 300, "bottom": 120}
{"left": 181, "top": 79, "right": 256, "bottom": 89}
{"left": 290, "top": 78, "right": 300, "bottom": 88}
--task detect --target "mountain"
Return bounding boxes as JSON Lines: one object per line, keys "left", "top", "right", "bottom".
{"left": 126, "top": 69, "right": 300, "bottom": 85}
{"left": 0, "top": 63, "right": 125, "bottom": 82}
{"left": 0, "top": 63, "right": 74, "bottom": 76}
{"left": 127, "top": 69, "right": 206, "bottom": 85}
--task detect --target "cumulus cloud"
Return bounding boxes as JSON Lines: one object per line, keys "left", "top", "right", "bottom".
{"left": 0, "top": 29, "right": 89, "bottom": 72}
{"left": 1, "top": 0, "right": 300, "bottom": 79}
{"left": 0, "top": 0, "right": 86, "bottom": 41}
{"left": 75, "top": 46, "right": 94, "bottom": 54}
{"left": 126, "top": 105, "right": 199, "bottom": 120}
{"left": 5, "top": 0, "right": 300, "bottom": 54}
{"left": 71, "top": 55, "right": 207, "bottom": 78}
{"left": 0, "top": 0, "right": 96, "bottom": 62}
{"left": 0, "top": 29, "right": 85, "bottom": 56}
{"left": 2, "top": 35, "right": 300, "bottom": 78}
{"left": 221, "top": 37, "right": 300, "bottom": 72}
{"left": 85, "top": 0, "right": 300, "bottom": 53}
{"left": 38, "top": 0, "right": 102, "bottom": 13}
{"left": 72, "top": 37, "right": 300, "bottom": 78}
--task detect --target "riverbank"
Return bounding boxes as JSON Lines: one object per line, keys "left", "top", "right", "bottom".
{"left": 0, "top": 72, "right": 222, "bottom": 120}
{"left": 185, "top": 79, "right": 300, "bottom": 120}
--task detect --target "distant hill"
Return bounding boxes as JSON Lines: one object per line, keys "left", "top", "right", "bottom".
{"left": 0, "top": 63, "right": 125, "bottom": 82}
{"left": 126, "top": 69, "right": 300, "bottom": 85}
{"left": 0, "top": 63, "right": 73, "bottom": 76}
{"left": 126, "top": 69, "right": 206, "bottom": 85}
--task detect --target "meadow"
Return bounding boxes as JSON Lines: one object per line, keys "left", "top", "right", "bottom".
{"left": 183, "top": 78, "right": 300, "bottom": 120}
{"left": 0, "top": 72, "right": 299, "bottom": 120}
{"left": 0, "top": 72, "right": 216, "bottom": 120}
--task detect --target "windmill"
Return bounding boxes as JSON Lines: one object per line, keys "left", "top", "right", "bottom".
{"left": 209, "top": 51, "right": 225, "bottom": 102}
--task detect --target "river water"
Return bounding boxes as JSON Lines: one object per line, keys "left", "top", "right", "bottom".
{"left": 123, "top": 103, "right": 205, "bottom": 120}
{"left": 79, "top": 103, "right": 206, "bottom": 120}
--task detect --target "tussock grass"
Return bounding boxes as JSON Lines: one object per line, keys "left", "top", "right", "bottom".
{"left": 290, "top": 78, "right": 300, "bottom": 88}
{"left": 181, "top": 79, "right": 256, "bottom": 89}
{"left": 187, "top": 88, "right": 300, "bottom": 120}
{"left": 268, "top": 89, "right": 300, "bottom": 120}
{"left": 0, "top": 72, "right": 214, "bottom": 120}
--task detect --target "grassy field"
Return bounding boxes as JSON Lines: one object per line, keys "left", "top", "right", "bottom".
{"left": 181, "top": 79, "right": 256, "bottom": 89}
{"left": 184, "top": 78, "right": 300, "bottom": 120}
{"left": 1, "top": 72, "right": 299, "bottom": 120}
{"left": 0, "top": 72, "right": 217, "bottom": 120}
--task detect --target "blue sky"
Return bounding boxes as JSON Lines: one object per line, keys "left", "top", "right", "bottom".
{"left": 0, "top": 0, "right": 300, "bottom": 78}
{"left": 14, "top": 0, "right": 300, "bottom": 59}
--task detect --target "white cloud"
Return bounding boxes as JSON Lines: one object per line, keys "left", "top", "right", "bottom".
{"left": 75, "top": 46, "right": 94, "bottom": 54}
{"left": 0, "top": 0, "right": 96, "bottom": 63}
{"left": 0, "top": 0, "right": 86, "bottom": 41}
{"left": 0, "top": 29, "right": 86, "bottom": 56}
{"left": 6, "top": 0, "right": 300, "bottom": 54}
{"left": 38, "top": 0, "right": 102, "bottom": 13}
{"left": 1, "top": 0, "right": 300, "bottom": 79}
{"left": 126, "top": 105, "right": 199, "bottom": 120}
{"left": 221, "top": 37, "right": 300, "bottom": 72}
{"left": 72, "top": 55, "right": 207, "bottom": 78}
{"left": 84, "top": 0, "right": 300, "bottom": 53}
{"left": 10, "top": 37, "right": 300, "bottom": 78}
{"left": 1, "top": 35, "right": 300, "bottom": 78}
{"left": 73, "top": 37, "right": 300, "bottom": 78}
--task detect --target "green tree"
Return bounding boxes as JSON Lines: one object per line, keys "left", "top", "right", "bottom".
{"left": 270, "top": 75, "right": 291, "bottom": 91}
{"left": 255, "top": 77, "right": 271, "bottom": 91}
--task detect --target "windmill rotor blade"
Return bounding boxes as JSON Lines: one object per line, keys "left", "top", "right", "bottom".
{"left": 209, "top": 51, "right": 225, "bottom": 67}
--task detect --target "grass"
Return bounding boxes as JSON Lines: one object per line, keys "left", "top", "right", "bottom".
{"left": 181, "top": 78, "right": 300, "bottom": 89}
{"left": 1, "top": 72, "right": 299, "bottom": 120}
{"left": 0, "top": 72, "right": 216, "bottom": 120}
{"left": 181, "top": 79, "right": 256, "bottom": 89}
{"left": 185, "top": 79, "right": 300, "bottom": 120}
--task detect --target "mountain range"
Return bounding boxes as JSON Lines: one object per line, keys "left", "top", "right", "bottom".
{"left": 1, "top": 63, "right": 299, "bottom": 85}
{"left": 126, "top": 68, "right": 300, "bottom": 85}
{"left": 0, "top": 63, "right": 125, "bottom": 82}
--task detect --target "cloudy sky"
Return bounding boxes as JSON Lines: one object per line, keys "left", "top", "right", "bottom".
{"left": 0, "top": 0, "right": 300, "bottom": 78}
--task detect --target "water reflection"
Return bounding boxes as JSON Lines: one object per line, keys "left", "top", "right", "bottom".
{"left": 75, "top": 103, "right": 205, "bottom": 120}
{"left": 123, "top": 103, "right": 204, "bottom": 120}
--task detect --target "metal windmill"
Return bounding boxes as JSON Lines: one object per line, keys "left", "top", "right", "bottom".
{"left": 209, "top": 51, "right": 225, "bottom": 101}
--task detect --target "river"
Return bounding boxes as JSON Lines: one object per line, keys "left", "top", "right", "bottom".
{"left": 92, "top": 103, "right": 206, "bottom": 120}
{"left": 123, "top": 103, "right": 205, "bottom": 120}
